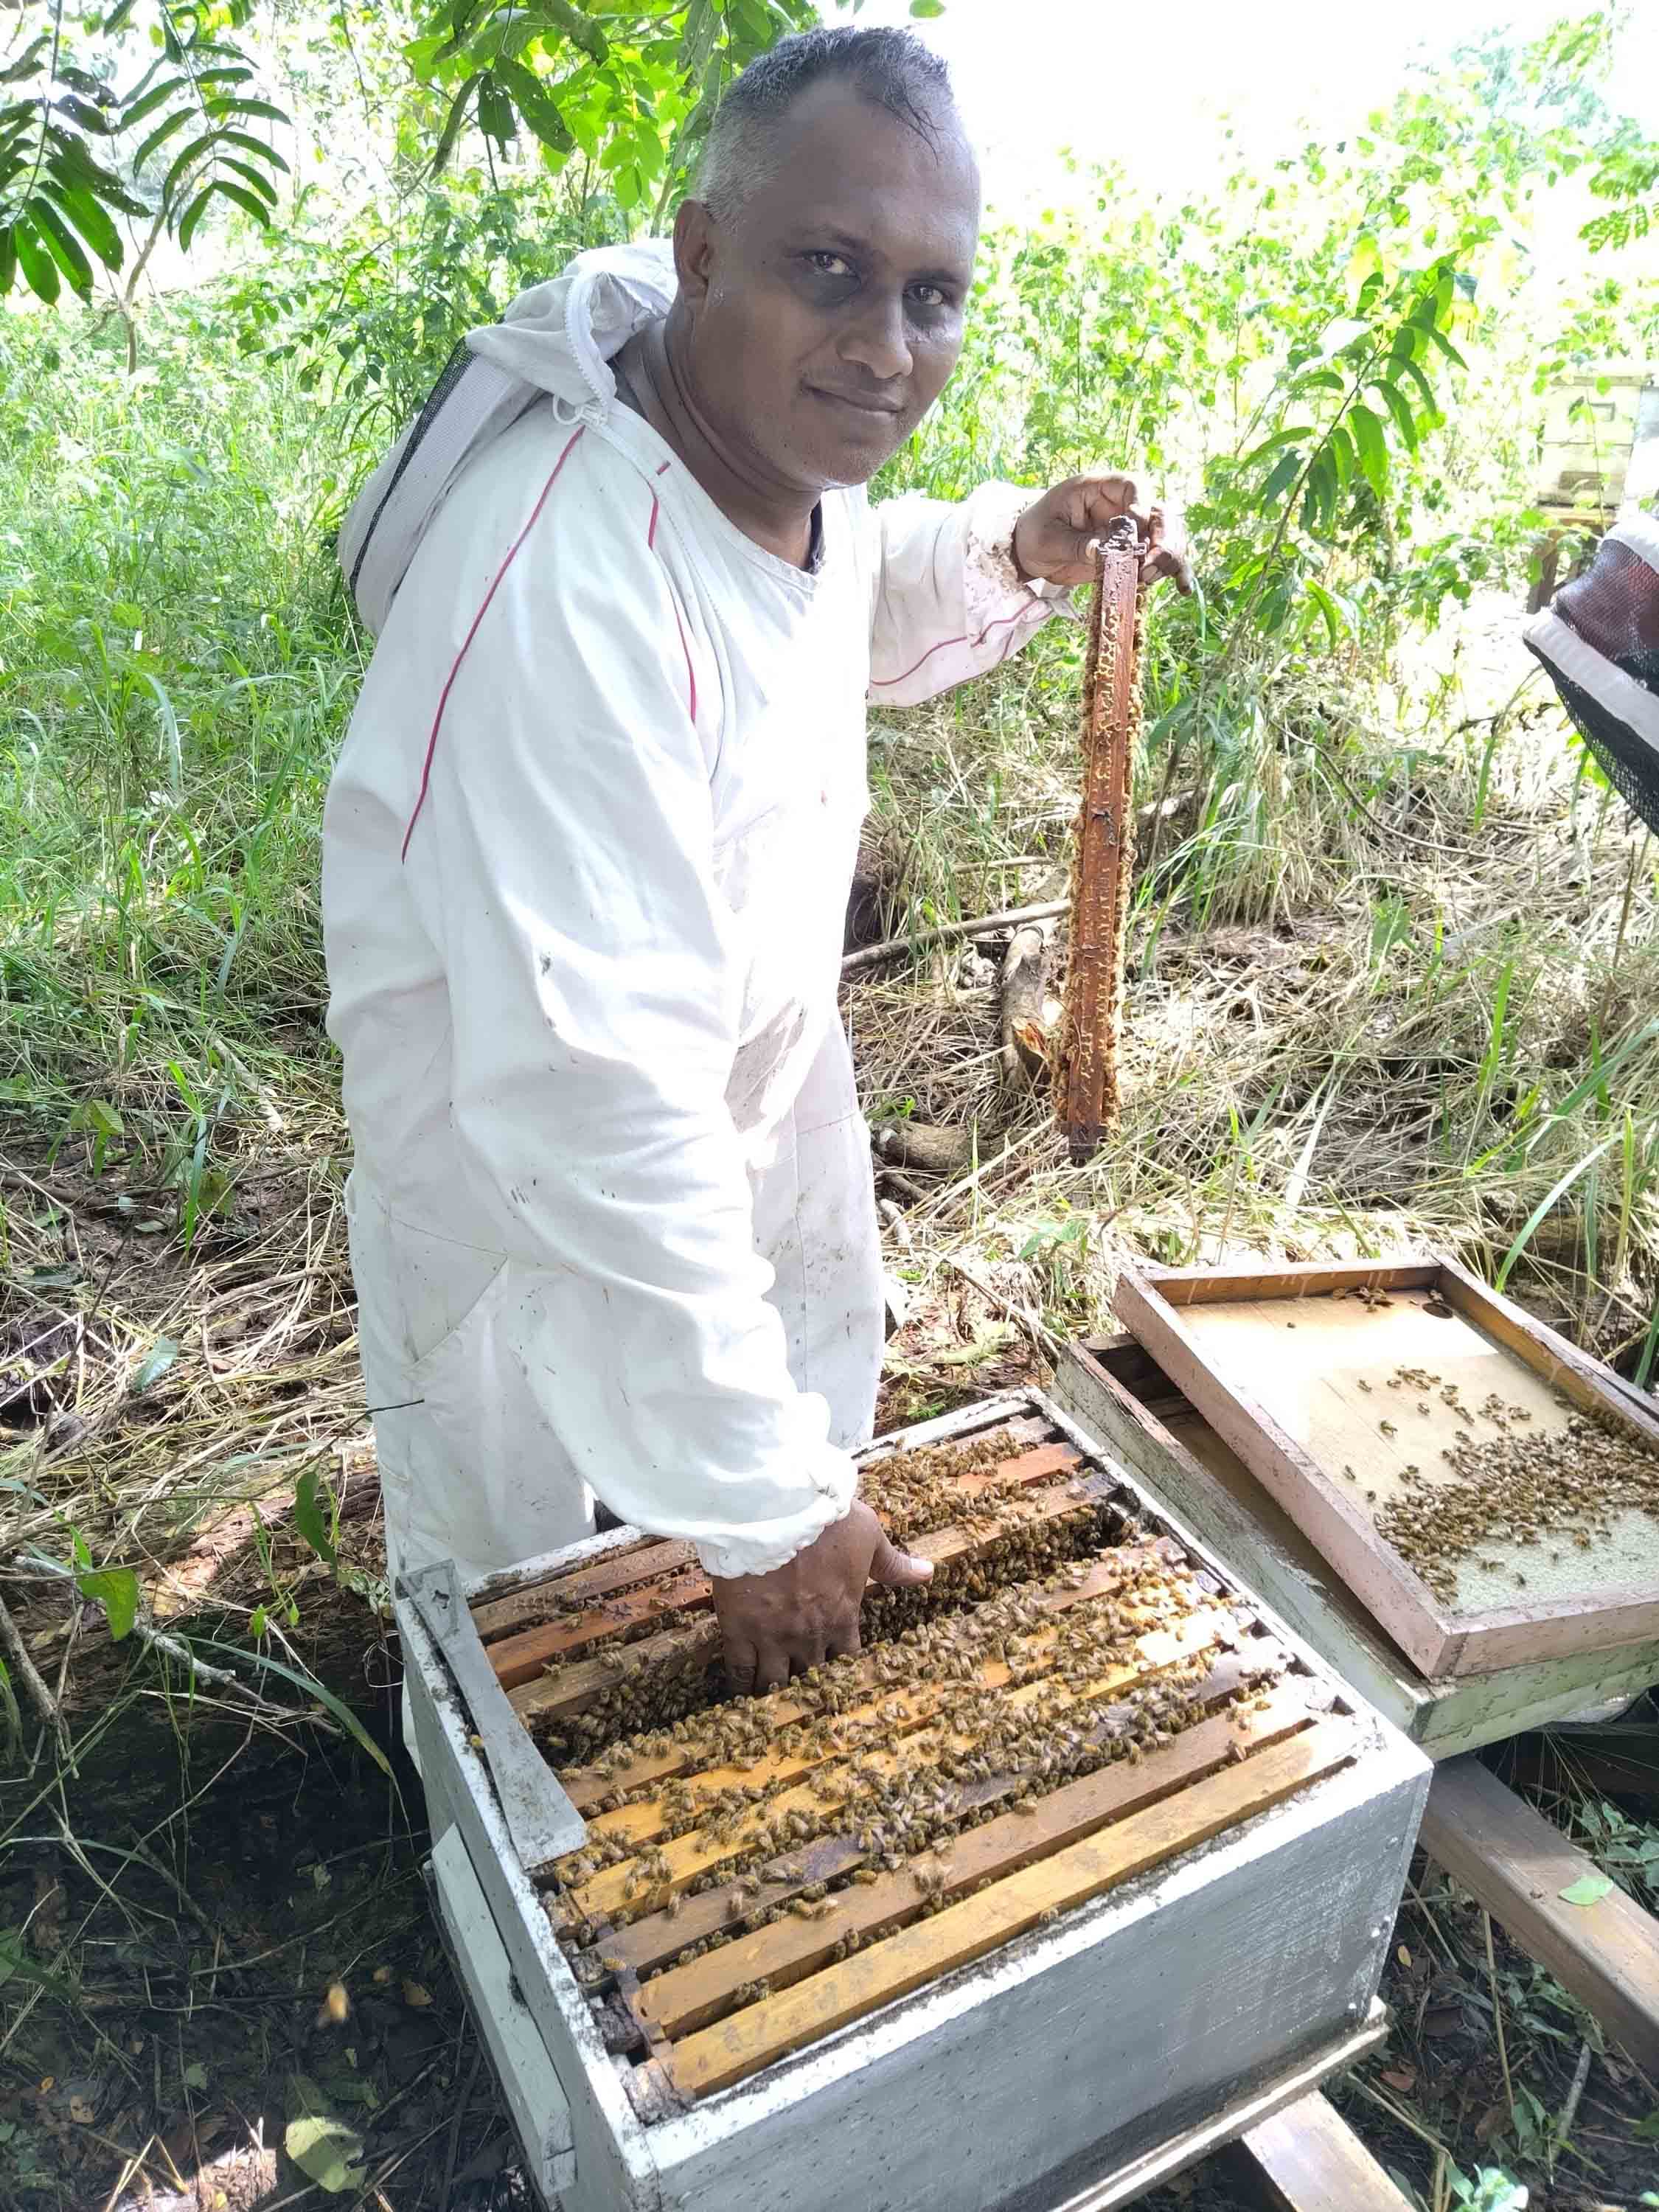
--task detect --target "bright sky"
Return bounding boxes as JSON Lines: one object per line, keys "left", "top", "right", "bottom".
{"left": 849, "top": 0, "right": 1659, "bottom": 212}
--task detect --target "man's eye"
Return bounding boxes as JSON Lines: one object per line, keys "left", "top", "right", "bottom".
{"left": 908, "top": 283, "right": 948, "bottom": 310}
{"left": 806, "top": 251, "right": 855, "bottom": 279}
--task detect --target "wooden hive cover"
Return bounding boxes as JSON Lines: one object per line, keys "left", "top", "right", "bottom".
{"left": 1114, "top": 1256, "right": 1659, "bottom": 1680}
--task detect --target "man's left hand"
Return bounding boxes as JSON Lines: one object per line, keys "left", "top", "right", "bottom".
{"left": 1012, "top": 473, "right": 1193, "bottom": 594}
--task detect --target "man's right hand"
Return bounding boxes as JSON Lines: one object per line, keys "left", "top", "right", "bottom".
{"left": 711, "top": 1501, "right": 933, "bottom": 1695}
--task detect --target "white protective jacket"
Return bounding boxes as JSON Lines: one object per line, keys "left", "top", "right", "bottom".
{"left": 322, "top": 241, "right": 1065, "bottom": 1586}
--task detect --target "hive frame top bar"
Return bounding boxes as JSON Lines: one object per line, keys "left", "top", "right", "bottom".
{"left": 459, "top": 1388, "right": 1044, "bottom": 1607}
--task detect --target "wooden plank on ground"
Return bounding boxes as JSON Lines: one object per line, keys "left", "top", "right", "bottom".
{"left": 1240, "top": 2090, "right": 1414, "bottom": 2211}
{"left": 659, "top": 1719, "right": 1356, "bottom": 2098}
{"left": 1421, "top": 1755, "right": 1659, "bottom": 2073}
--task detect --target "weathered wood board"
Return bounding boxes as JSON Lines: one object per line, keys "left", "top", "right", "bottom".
{"left": 1114, "top": 1257, "right": 1659, "bottom": 1677}
{"left": 1422, "top": 1755, "right": 1659, "bottom": 2073}
{"left": 1239, "top": 2090, "right": 1414, "bottom": 2211}
{"left": 1054, "top": 1334, "right": 1659, "bottom": 1756}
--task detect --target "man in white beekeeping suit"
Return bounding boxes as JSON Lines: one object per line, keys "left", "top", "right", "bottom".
{"left": 323, "top": 25, "right": 1188, "bottom": 1700}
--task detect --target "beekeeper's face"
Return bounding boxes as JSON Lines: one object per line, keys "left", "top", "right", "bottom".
{"left": 674, "top": 78, "right": 980, "bottom": 493}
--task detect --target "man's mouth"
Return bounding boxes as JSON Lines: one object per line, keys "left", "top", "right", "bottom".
{"left": 807, "top": 386, "right": 905, "bottom": 418}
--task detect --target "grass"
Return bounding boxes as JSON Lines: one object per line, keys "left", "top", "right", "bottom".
{"left": 3, "top": 299, "right": 1659, "bottom": 2209}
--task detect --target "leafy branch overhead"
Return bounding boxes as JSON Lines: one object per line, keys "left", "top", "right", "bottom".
{"left": 1, "top": 1, "right": 291, "bottom": 304}
{"left": 0, "top": 0, "right": 849, "bottom": 301}
{"left": 410, "top": 0, "right": 821, "bottom": 213}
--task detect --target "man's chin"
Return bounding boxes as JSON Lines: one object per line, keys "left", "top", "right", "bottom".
{"left": 792, "top": 417, "right": 911, "bottom": 490}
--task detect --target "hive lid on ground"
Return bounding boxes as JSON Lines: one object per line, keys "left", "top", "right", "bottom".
{"left": 1113, "top": 1255, "right": 1659, "bottom": 1680}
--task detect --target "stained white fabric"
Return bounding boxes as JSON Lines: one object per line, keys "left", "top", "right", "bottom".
{"left": 323, "top": 244, "right": 1062, "bottom": 1587}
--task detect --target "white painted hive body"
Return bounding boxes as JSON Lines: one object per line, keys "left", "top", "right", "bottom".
{"left": 399, "top": 1390, "right": 1430, "bottom": 2212}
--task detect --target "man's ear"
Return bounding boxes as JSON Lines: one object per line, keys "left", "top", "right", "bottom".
{"left": 673, "top": 198, "right": 717, "bottom": 316}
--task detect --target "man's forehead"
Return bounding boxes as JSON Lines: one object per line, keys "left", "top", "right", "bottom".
{"left": 739, "top": 83, "right": 979, "bottom": 265}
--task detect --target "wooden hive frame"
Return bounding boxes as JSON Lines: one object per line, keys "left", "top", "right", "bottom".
{"left": 403, "top": 1390, "right": 1430, "bottom": 2212}
{"left": 1113, "top": 1256, "right": 1659, "bottom": 1680}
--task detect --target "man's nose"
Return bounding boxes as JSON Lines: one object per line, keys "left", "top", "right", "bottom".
{"left": 838, "top": 288, "right": 912, "bottom": 382}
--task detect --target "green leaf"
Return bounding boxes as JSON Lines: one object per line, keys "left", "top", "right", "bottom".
{"left": 1349, "top": 403, "right": 1388, "bottom": 499}
{"left": 217, "top": 156, "right": 279, "bottom": 207}
{"left": 293, "top": 1467, "right": 337, "bottom": 1569}
{"left": 41, "top": 186, "right": 124, "bottom": 272}
{"left": 133, "top": 1338, "right": 180, "bottom": 1394}
{"left": 1632, "top": 2108, "right": 1659, "bottom": 2141}
{"left": 284, "top": 2115, "right": 366, "bottom": 2195}
{"left": 1259, "top": 449, "right": 1301, "bottom": 508}
{"left": 497, "top": 60, "right": 574, "bottom": 154}
{"left": 1373, "top": 376, "right": 1419, "bottom": 453}
{"left": 12, "top": 215, "right": 61, "bottom": 305}
{"left": 1239, "top": 423, "right": 1314, "bottom": 470}
{"left": 77, "top": 1565, "right": 139, "bottom": 1642}
{"left": 430, "top": 72, "right": 481, "bottom": 175}
{"left": 218, "top": 128, "right": 290, "bottom": 174}
{"left": 478, "top": 77, "right": 516, "bottom": 147}
{"left": 1559, "top": 1872, "right": 1614, "bottom": 1907}
{"left": 1304, "top": 579, "right": 1346, "bottom": 647}
{"left": 119, "top": 72, "right": 191, "bottom": 128}
{"left": 1422, "top": 321, "right": 1467, "bottom": 370}
{"left": 232, "top": 1645, "right": 392, "bottom": 1778}
{"left": 132, "top": 107, "right": 195, "bottom": 173}
{"left": 204, "top": 97, "right": 290, "bottom": 128}
{"left": 203, "top": 178, "right": 276, "bottom": 229}
{"left": 539, "top": 0, "right": 610, "bottom": 63}
{"left": 249, "top": 1605, "right": 268, "bottom": 1638}
{"left": 163, "top": 131, "right": 223, "bottom": 206}
{"left": 910, "top": 0, "right": 946, "bottom": 13}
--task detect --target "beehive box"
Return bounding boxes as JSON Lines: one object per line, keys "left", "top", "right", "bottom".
{"left": 400, "top": 1390, "right": 1428, "bottom": 2212}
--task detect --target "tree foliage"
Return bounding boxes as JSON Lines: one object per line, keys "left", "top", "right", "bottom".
{"left": 0, "top": 0, "right": 844, "bottom": 305}
{"left": 1, "top": 3, "right": 289, "bottom": 304}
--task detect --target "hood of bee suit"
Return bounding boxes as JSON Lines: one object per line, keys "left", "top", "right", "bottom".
{"left": 1524, "top": 509, "right": 1659, "bottom": 837}
{"left": 337, "top": 237, "right": 678, "bottom": 637}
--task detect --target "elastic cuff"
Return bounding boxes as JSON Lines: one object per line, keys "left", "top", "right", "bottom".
{"left": 694, "top": 1457, "right": 858, "bottom": 1579}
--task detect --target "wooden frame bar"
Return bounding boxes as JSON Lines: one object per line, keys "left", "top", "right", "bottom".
{"left": 659, "top": 1720, "right": 1357, "bottom": 2099}
{"left": 1114, "top": 1257, "right": 1659, "bottom": 1679}
{"left": 506, "top": 1461, "right": 1108, "bottom": 1726}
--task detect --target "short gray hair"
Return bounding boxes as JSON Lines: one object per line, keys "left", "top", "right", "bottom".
{"left": 696, "top": 27, "right": 957, "bottom": 221}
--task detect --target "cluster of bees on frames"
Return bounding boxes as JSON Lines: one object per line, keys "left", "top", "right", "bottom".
{"left": 1360, "top": 1366, "right": 1659, "bottom": 1602}
{"left": 542, "top": 1446, "right": 1284, "bottom": 2008}
{"left": 536, "top": 1430, "right": 1121, "bottom": 1767}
